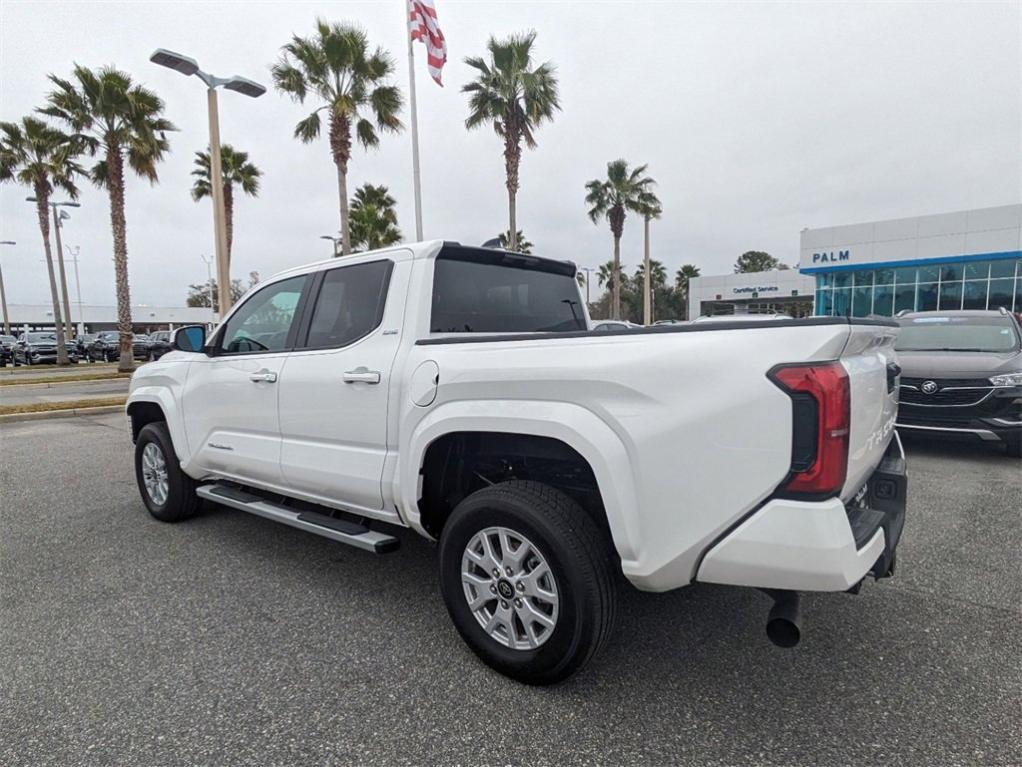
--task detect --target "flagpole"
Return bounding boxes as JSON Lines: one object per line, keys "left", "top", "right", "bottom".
{"left": 406, "top": 3, "right": 425, "bottom": 241}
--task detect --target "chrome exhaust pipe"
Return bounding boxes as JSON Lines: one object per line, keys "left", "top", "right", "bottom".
{"left": 762, "top": 589, "right": 801, "bottom": 648}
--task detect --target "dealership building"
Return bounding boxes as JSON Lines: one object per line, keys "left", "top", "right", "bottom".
{"left": 2, "top": 303, "right": 214, "bottom": 335}
{"left": 687, "top": 204, "right": 1021, "bottom": 320}
{"left": 686, "top": 269, "right": 815, "bottom": 320}
{"left": 801, "top": 204, "right": 1021, "bottom": 317}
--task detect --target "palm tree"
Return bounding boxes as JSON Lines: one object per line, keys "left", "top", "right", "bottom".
{"left": 463, "top": 31, "right": 560, "bottom": 253}
{"left": 496, "top": 230, "right": 533, "bottom": 254}
{"left": 597, "top": 260, "right": 629, "bottom": 292}
{"left": 634, "top": 259, "right": 667, "bottom": 290}
{"left": 675, "top": 264, "right": 701, "bottom": 295}
{"left": 349, "top": 183, "right": 402, "bottom": 251}
{"left": 675, "top": 263, "right": 701, "bottom": 317}
{"left": 0, "top": 117, "right": 82, "bottom": 365}
{"left": 43, "top": 65, "right": 174, "bottom": 372}
{"left": 636, "top": 192, "right": 662, "bottom": 325}
{"left": 585, "top": 160, "right": 655, "bottom": 320}
{"left": 191, "top": 144, "right": 261, "bottom": 265}
{"left": 272, "top": 20, "right": 403, "bottom": 256}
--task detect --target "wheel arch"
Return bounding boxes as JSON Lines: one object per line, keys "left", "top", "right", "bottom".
{"left": 126, "top": 388, "right": 191, "bottom": 466}
{"left": 399, "top": 400, "right": 641, "bottom": 567}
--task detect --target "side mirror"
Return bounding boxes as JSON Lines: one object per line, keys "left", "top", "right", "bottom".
{"left": 172, "top": 325, "right": 207, "bottom": 353}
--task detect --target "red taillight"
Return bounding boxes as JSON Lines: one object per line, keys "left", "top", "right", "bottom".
{"left": 770, "top": 361, "right": 850, "bottom": 497}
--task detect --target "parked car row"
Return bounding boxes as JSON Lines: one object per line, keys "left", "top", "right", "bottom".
{"left": 0, "top": 330, "right": 172, "bottom": 366}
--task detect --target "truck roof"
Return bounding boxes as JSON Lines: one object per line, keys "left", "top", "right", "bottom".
{"left": 267, "top": 240, "right": 577, "bottom": 282}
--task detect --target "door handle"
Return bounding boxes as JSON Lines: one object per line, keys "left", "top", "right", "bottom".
{"left": 249, "top": 370, "right": 278, "bottom": 383}
{"left": 343, "top": 367, "right": 381, "bottom": 384}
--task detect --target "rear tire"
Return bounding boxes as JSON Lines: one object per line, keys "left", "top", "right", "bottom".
{"left": 1006, "top": 438, "right": 1021, "bottom": 459}
{"left": 134, "top": 422, "right": 201, "bottom": 522}
{"left": 439, "top": 480, "right": 616, "bottom": 685}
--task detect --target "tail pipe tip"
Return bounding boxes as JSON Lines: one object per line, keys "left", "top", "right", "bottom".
{"left": 762, "top": 589, "right": 802, "bottom": 648}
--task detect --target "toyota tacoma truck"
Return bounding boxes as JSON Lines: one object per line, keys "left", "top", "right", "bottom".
{"left": 127, "top": 241, "right": 907, "bottom": 684}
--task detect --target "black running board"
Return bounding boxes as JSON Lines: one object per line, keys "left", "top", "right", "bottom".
{"left": 196, "top": 483, "right": 399, "bottom": 554}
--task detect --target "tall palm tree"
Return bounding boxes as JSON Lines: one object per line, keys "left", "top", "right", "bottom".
{"left": 43, "top": 65, "right": 174, "bottom": 372}
{"left": 349, "top": 183, "right": 402, "bottom": 251}
{"left": 463, "top": 31, "right": 560, "bottom": 253}
{"left": 585, "top": 160, "right": 655, "bottom": 320}
{"left": 0, "top": 117, "right": 82, "bottom": 365}
{"left": 636, "top": 192, "right": 662, "bottom": 325}
{"left": 272, "top": 20, "right": 403, "bottom": 256}
{"left": 496, "top": 230, "right": 533, "bottom": 254}
{"left": 191, "top": 144, "right": 261, "bottom": 265}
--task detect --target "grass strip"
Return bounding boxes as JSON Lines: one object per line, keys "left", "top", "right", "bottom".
{"left": 0, "top": 396, "right": 127, "bottom": 416}
{"left": 0, "top": 362, "right": 120, "bottom": 375}
{"left": 0, "top": 371, "right": 132, "bottom": 387}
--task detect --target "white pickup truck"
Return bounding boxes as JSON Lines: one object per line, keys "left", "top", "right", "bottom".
{"left": 127, "top": 241, "right": 907, "bottom": 684}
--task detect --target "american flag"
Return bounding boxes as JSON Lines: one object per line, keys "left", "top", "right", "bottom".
{"left": 409, "top": 0, "right": 447, "bottom": 86}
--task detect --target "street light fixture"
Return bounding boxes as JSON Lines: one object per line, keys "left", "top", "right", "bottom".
{"left": 0, "top": 240, "right": 13, "bottom": 335}
{"left": 320, "top": 235, "right": 341, "bottom": 258}
{"left": 150, "top": 48, "right": 266, "bottom": 318}
{"left": 26, "top": 197, "right": 80, "bottom": 340}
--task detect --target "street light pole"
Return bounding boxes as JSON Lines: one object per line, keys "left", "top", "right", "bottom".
{"left": 579, "top": 267, "right": 595, "bottom": 306}
{"left": 65, "top": 246, "right": 84, "bottom": 334}
{"left": 26, "top": 198, "right": 80, "bottom": 342}
{"left": 199, "top": 254, "right": 215, "bottom": 316}
{"left": 150, "top": 48, "right": 265, "bottom": 318}
{"left": 205, "top": 87, "right": 232, "bottom": 318}
{"left": 0, "top": 241, "right": 14, "bottom": 335}
{"left": 52, "top": 208, "right": 74, "bottom": 340}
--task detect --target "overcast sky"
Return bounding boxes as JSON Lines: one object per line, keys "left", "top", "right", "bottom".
{"left": 1, "top": 0, "right": 1019, "bottom": 308}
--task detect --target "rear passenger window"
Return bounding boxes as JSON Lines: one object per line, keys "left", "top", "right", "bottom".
{"left": 302, "top": 260, "right": 393, "bottom": 349}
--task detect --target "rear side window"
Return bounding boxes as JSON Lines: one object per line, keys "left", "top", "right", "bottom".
{"left": 301, "top": 260, "right": 393, "bottom": 349}
{"left": 431, "top": 249, "right": 586, "bottom": 333}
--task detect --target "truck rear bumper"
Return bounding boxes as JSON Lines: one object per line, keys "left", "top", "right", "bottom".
{"left": 695, "top": 435, "right": 907, "bottom": 592}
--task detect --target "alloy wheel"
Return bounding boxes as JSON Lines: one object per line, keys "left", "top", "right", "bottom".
{"left": 461, "top": 526, "right": 560, "bottom": 650}
{"left": 141, "top": 442, "right": 170, "bottom": 506}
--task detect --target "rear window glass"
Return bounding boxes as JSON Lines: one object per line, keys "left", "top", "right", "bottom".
{"left": 896, "top": 315, "right": 1020, "bottom": 352}
{"left": 431, "top": 249, "right": 585, "bottom": 333}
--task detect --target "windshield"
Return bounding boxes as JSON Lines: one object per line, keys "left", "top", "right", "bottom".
{"left": 26, "top": 333, "right": 57, "bottom": 343}
{"left": 100, "top": 332, "right": 119, "bottom": 340}
{"left": 431, "top": 248, "right": 586, "bottom": 333}
{"left": 896, "top": 315, "right": 1020, "bottom": 352}
{"left": 0, "top": 335, "right": 15, "bottom": 343}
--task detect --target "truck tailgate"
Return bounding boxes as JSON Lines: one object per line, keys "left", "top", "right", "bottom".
{"left": 840, "top": 321, "right": 901, "bottom": 500}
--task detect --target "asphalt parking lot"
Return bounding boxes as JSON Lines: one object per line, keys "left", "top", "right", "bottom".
{"left": 1, "top": 414, "right": 1019, "bottom": 766}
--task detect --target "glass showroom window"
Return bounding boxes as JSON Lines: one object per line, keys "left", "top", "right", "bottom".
{"left": 843, "top": 269, "right": 870, "bottom": 316}
{"left": 814, "top": 258, "right": 1019, "bottom": 316}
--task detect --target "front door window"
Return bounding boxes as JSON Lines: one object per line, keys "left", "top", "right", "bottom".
{"left": 219, "top": 275, "right": 307, "bottom": 354}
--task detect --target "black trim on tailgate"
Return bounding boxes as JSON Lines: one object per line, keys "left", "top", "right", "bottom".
{"left": 416, "top": 315, "right": 898, "bottom": 345}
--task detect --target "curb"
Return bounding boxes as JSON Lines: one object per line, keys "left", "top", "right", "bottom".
{"left": 0, "top": 404, "right": 125, "bottom": 424}
{"left": 0, "top": 376, "right": 131, "bottom": 391}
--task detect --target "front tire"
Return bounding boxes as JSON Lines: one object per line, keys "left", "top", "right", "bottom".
{"left": 134, "top": 422, "right": 201, "bottom": 522}
{"left": 1006, "top": 438, "right": 1021, "bottom": 459}
{"left": 439, "top": 481, "right": 616, "bottom": 685}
